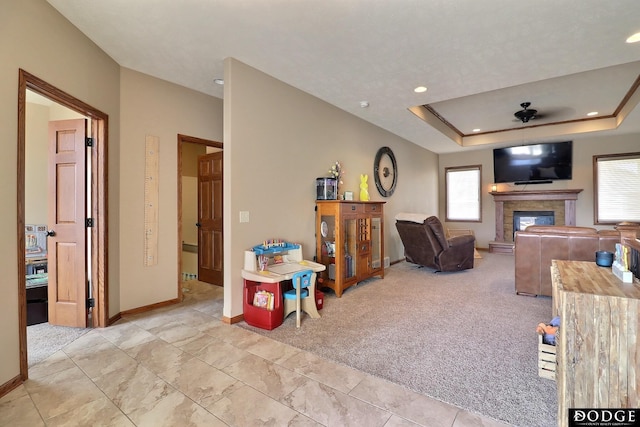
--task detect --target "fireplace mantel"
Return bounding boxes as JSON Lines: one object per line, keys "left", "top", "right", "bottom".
{"left": 489, "top": 189, "right": 583, "bottom": 253}
{"left": 490, "top": 189, "right": 583, "bottom": 203}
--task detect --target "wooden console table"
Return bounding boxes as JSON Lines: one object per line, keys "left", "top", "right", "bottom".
{"left": 551, "top": 260, "right": 640, "bottom": 427}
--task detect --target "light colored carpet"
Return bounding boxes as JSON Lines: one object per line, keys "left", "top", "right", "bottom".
{"left": 240, "top": 252, "right": 557, "bottom": 427}
{"left": 28, "top": 323, "right": 89, "bottom": 367}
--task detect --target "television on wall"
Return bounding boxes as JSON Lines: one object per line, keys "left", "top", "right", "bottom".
{"left": 493, "top": 141, "right": 573, "bottom": 184}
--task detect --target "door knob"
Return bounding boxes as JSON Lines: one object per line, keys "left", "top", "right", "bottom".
{"left": 195, "top": 222, "right": 201, "bottom": 227}
{"left": 46, "top": 229, "right": 56, "bottom": 237}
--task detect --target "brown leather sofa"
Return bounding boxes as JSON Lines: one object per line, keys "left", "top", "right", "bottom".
{"left": 514, "top": 226, "right": 620, "bottom": 296}
{"left": 395, "top": 214, "right": 475, "bottom": 272}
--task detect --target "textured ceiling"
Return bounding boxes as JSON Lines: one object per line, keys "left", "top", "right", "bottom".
{"left": 47, "top": 0, "right": 640, "bottom": 153}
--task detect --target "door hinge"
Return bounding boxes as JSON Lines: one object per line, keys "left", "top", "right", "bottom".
{"left": 86, "top": 137, "right": 94, "bottom": 147}
{"left": 86, "top": 297, "right": 95, "bottom": 308}
{"left": 86, "top": 218, "right": 94, "bottom": 227}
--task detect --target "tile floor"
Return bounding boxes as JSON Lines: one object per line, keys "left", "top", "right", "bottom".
{"left": 0, "top": 281, "right": 510, "bottom": 426}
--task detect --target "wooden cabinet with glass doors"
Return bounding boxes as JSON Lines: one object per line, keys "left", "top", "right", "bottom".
{"left": 315, "top": 201, "right": 384, "bottom": 297}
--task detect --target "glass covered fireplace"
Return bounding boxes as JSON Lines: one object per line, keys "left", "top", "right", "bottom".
{"left": 513, "top": 210, "right": 555, "bottom": 239}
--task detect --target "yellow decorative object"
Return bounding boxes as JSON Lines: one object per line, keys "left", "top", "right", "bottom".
{"left": 360, "top": 174, "right": 370, "bottom": 201}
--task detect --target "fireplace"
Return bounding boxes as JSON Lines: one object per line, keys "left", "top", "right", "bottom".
{"left": 489, "top": 189, "right": 583, "bottom": 253}
{"left": 513, "top": 210, "right": 554, "bottom": 240}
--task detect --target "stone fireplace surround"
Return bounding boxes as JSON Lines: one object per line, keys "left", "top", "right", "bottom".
{"left": 489, "top": 189, "right": 583, "bottom": 253}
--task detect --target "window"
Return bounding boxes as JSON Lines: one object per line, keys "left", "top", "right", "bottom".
{"left": 446, "top": 165, "right": 481, "bottom": 222}
{"left": 594, "top": 152, "right": 640, "bottom": 224}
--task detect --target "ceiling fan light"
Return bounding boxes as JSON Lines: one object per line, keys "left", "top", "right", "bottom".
{"left": 513, "top": 102, "right": 538, "bottom": 123}
{"left": 514, "top": 109, "right": 537, "bottom": 123}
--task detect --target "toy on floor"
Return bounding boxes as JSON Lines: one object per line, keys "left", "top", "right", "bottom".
{"left": 536, "top": 316, "right": 560, "bottom": 345}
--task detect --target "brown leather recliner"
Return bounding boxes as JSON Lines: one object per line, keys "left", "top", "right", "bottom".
{"left": 395, "top": 215, "right": 475, "bottom": 272}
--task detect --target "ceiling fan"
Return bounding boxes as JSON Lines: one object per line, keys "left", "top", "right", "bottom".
{"left": 513, "top": 102, "right": 539, "bottom": 123}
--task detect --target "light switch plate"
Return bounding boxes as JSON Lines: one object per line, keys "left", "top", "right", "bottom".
{"left": 239, "top": 211, "right": 250, "bottom": 223}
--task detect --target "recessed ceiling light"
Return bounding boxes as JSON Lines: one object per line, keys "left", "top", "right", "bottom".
{"left": 213, "top": 78, "right": 224, "bottom": 85}
{"left": 587, "top": 111, "right": 598, "bottom": 117}
{"left": 360, "top": 101, "right": 370, "bottom": 108}
{"left": 626, "top": 32, "right": 640, "bottom": 43}
{"left": 472, "top": 128, "right": 481, "bottom": 132}
{"left": 414, "top": 86, "right": 427, "bottom": 93}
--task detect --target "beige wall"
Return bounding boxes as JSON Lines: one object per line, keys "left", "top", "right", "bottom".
{"left": 438, "top": 133, "right": 640, "bottom": 247}
{"left": 222, "top": 58, "right": 439, "bottom": 318}
{"left": 182, "top": 143, "right": 207, "bottom": 178}
{"left": 181, "top": 175, "right": 198, "bottom": 276}
{"left": 119, "top": 68, "right": 223, "bottom": 311}
{"left": 0, "top": 0, "right": 120, "bottom": 387}
{"left": 182, "top": 176, "right": 199, "bottom": 246}
{"left": 25, "top": 103, "right": 49, "bottom": 225}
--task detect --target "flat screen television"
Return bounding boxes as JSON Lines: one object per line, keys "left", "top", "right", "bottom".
{"left": 493, "top": 141, "right": 573, "bottom": 184}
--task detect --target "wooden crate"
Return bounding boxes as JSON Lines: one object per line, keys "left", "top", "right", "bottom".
{"left": 538, "top": 334, "right": 556, "bottom": 380}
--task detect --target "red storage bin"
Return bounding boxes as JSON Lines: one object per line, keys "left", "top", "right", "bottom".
{"left": 315, "top": 290, "right": 324, "bottom": 310}
{"left": 243, "top": 279, "right": 283, "bottom": 330}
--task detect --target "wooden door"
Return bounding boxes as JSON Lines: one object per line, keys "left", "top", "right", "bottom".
{"left": 47, "top": 119, "right": 87, "bottom": 327}
{"left": 197, "top": 151, "right": 223, "bottom": 285}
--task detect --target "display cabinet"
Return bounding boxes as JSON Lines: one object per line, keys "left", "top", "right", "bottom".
{"left": 315, "top": 201, "right": 384, "bottom": 297}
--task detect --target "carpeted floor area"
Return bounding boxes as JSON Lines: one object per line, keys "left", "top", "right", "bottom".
{"left": 240, "top": 252, "right": 557, "bottom": 427}
{"left": 27, "top": 322, "right": 89, "bottom": 367}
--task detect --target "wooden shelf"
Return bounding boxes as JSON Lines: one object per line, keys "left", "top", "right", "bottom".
{"left": 489, "top": 189, "right": 583, "bottom": 202}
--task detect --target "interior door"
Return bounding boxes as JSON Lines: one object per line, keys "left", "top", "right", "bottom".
{"left": 197, "top": 151, "right": 223, "bottom": 285}
{"left": 47, "top": 119, "right": 87, "bottom": 327}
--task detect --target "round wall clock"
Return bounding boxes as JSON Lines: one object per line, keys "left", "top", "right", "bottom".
{"left": 373, "top": 146, "right": 397, "bottom": 197}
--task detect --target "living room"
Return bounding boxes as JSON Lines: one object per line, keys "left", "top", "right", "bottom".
{"left": 3, "top": 1, "right": 640, "bottom": 424}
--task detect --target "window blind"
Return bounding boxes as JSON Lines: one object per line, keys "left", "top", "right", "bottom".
{"left": 596, "top": 154, "right": 640, "bottom": 223}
